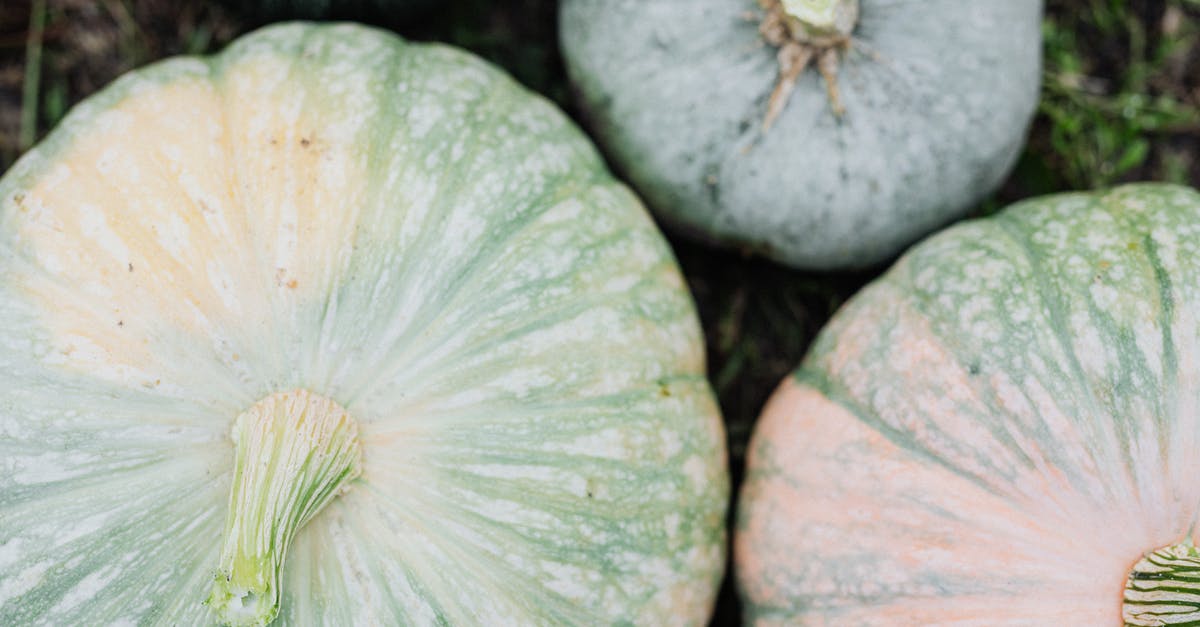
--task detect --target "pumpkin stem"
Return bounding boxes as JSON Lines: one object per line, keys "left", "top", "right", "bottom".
{"left": 1123, "top": 539, "right": 1200, "bottom": 626}
{"left": 207, "top": 390, "right": 363, "bottom": 627}
{"left": 759, "top": 0, "right": 858, "bottom": 130}
{"left": 779, "top": 0, "right": 858, "bottom": 40}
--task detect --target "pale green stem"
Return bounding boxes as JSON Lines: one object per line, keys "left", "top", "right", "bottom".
{"left": 780, "top": 0, "right": 859, "bottom": 40}
{"left": 208, "top": 390, "right": 362, "bottom": 627}
{"left": 1123, "top": 540, "right": 1200, "bottom": 626}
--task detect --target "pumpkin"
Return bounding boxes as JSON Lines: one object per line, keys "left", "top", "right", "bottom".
{"left": 559, "top": 0, "right": 1044, "bottom": 270}
{"left": 0, "top": 23, "right": 728, "bottom": 626}
{"left": 735, "top": 183, "right": 1200, "bottom": 624}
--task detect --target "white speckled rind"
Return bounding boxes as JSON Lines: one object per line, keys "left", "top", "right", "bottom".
{"left": 736, "top": 184, "right": 1200, "bottom": 623}
{"left": 0, "top": 23, "right": 728, "bottom": 626}
{"left": 560, "top": 0, "right": 1043, "bottom": 270}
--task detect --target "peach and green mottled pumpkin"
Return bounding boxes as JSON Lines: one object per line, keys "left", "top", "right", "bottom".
{"left": 737, "top": 184, "right": 1200, "bottom": 625}
{"left": 0, "top": 23, "right": 727, "bottom": 626}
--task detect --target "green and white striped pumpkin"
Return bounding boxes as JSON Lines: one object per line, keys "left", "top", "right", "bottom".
{"left": 0, "top": 23, "right": 728, "bottom": 626}
{"left": 736, "top": 184, "right": 1200, "bottom": 624}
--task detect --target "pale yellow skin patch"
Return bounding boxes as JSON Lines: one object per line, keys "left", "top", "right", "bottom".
{"left": 12, "top": 68, "right": 368, "bottom": 390}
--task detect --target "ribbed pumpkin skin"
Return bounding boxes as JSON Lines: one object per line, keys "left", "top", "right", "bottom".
{"left": 0, "top": 24, "right": 728, "bottom": 625}
{"left": 560, "top": 0, "right": 1043, "bottom": 270}
{"left": 736, "top": 184, "right": 1200, "bottom": 624}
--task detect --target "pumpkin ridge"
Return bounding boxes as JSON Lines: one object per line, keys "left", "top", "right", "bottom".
{"left": 792, "top": 367, "right": 1002, "bottom": 496}
{"left": 910, "top": 255, "right": 1127, "bottom": 509}
{"left": 736, "top": 380, "right": 1111, "bottom": 622}
{"left": 924, "top": 205, "right": 1179, "bottom": 504}
{"left": 804, "top": 349, "right": 1074, "bottom": 519}
{"left": 989, "top": 209, "right": 1132, "bottom": 483}
{"left": 1141, "top": 232, "right": 1181, "bottom": 451}
{"left": 995, "top": 195, "right": 1183, "bottom": 501}
{"left": 323, "top": 61, "right": 622, "bottom": 402}
{"left": 889, "top": 222, "right": 1112, "bottom": 493}
{"left": 365, "top": 180, "right": 608, "bottom": 343}
{"left": 800, "top": 207, "right": 1184, "bottom": 519}
{"left": 351, "top": 485, "right": 596, "bottom": 624}
{"left": 340, "top": 195, "right": 674, "bottom": 408}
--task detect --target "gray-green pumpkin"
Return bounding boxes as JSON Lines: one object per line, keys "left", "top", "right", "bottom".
{"left": 0, "top": 23, "right": 728, "bottom": 626}
{"left": 560, "top": 0, "right": 1044, "bottom": 270}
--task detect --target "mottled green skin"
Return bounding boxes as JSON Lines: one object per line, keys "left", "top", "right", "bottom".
{"left": 0, "top": 24, "right": 727, "bottom": 625}
{"left": 738, "top": 184, "right": 1200, "bottom": 623}
{"left": 803, "top": 184, "right": 1200, "bottom": 480}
